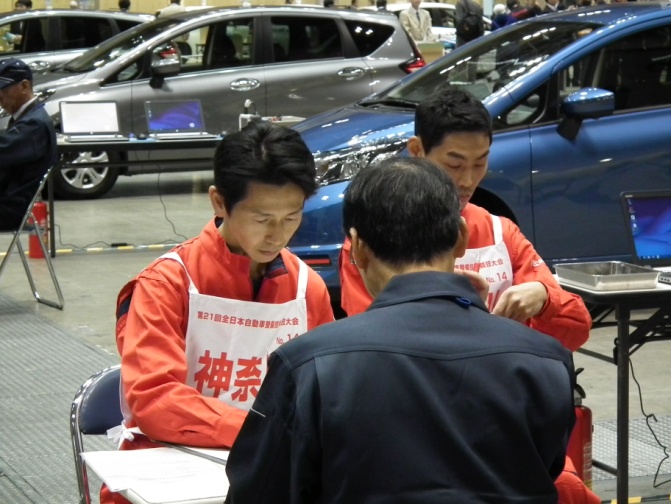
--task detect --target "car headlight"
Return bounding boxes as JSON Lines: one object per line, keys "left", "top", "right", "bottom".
{"left": 314, "top": 140, "right": 407, "bottom": 185}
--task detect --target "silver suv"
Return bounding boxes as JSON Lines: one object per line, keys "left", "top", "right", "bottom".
{"left": 0, "top": 9, "right": 153, "bottom": 74}
{"left": 33, "top": 6, "right": 424, "bottom": 199}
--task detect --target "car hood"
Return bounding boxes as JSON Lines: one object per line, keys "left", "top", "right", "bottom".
{"left": 295, "top": 105, "right": 416, "bottom": 153}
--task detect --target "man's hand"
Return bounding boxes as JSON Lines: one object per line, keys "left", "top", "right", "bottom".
{"left": 492, "top": 281, "right": 547, "bottom": 322}
{"left": 454, "top": 269, "right": 489, "bottom": 305}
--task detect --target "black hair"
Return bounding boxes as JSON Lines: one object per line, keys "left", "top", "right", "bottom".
{"left": 376, "top": 0, "right": 387, "bottom": 8}
{"left": 16, "top": 0, "right": 32, "bottom": 7}
{"left": 213, "top": 120, "right": 318, "bottom": 213}
{"left": 118, "top": 0, "right": 131, "bottom": 9}
{"left": 324, "top": 0, "right": 335, "bottom": 7}
{"left": 343, "top": 157, "right": 461, "bottom": 266}
{"left": 415, "top": 84, "right": 492, "bottom": 154}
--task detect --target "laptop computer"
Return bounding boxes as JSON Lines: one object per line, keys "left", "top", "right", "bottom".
{"left": 60, "top": 101, "right": 127, "bottom": 142}
{"left": 144, "top": 100, "right": 217, "bottom": 140}
{"left": 620, "top": 190, "right": 671, "bottom": 283}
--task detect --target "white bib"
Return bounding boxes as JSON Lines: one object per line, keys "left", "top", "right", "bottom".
{"left": 456, "top": 215, "right": 514, "bottom": 311}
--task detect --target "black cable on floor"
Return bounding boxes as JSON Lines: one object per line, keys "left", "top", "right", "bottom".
{"left": 630, "top": 356, "right": 671, "bottom": 488}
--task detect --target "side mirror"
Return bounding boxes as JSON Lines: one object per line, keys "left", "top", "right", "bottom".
{"left": 558, "top": 88, "right": 615, "bottom": 140}
{"left": 149, "top": 58, "right": 180, "bottom": 89}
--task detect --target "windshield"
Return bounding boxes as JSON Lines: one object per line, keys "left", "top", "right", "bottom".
{"left": 365, "top": 20, "right": 600, "bottom": 105}
{"left": 63, "top": 18, "right": 183, "bottom": 73}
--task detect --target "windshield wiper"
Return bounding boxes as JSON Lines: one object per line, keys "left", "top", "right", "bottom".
{"left": 359, "top": 97, "right": 417, "bottom": 109}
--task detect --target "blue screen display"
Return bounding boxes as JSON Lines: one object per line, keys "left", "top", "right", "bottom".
{"left": 625, "top": 195, "right": 671, "bottom": 262}
{"left": 146, "top": 101, "right": 205, "bottom": 133}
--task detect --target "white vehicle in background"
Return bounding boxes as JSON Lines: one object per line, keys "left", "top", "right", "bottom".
{"left": 364, "top": 2, "right": 490, "bottom": 50}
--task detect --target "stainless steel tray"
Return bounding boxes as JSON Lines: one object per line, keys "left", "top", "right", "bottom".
{"left": 554, "top": 261, "right": 659, "bottom": 291}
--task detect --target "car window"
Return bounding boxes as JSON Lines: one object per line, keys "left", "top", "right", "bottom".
{"left": 270, "top": 16, "right": 342, "bottom": 63}
{"left": 374, "top": 21, "right": 599, "bottom": 105}
{"left": 203, "top": 18, "right": 253, "bottom": 69}
{"left": 116, "top": 19, "right": 142, "bottom": 33}
{"left": 592, "top": 25, "right": 671, "bottom": 111}
{"left": 1, "top": 18, "right": 48, "bottom": 54}
{"left": 343, "top": 19, "right": 394, "bottom": 57}
{"left": 64, "top": 18, "right": 183, "bottom": 72}
{"left": 60, "top": 17, "right": 113, "bottom": 50}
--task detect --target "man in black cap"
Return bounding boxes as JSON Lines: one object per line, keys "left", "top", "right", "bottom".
{"left": 0, "top": 58, "right": 56, "bottom": 231}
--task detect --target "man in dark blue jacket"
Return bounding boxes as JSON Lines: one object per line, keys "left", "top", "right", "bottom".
{"left": 225, "top": 157, "right": 576, "bottom": 504}
{"left": 0, "top": 58, "right": 56, "bottom": 231}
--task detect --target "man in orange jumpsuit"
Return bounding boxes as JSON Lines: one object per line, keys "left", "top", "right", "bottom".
{"left": 101, "top": 121, "right": 334, "bottom": 504}
{"left": 340, "top": 85, "right": 591, "bottom": 352}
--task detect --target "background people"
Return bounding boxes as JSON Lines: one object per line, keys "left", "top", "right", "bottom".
{"left": 118, "top": 0, "right": 130, "bottom": 11}
{"left": 339, "top": 85, "right": 591, "bottom": 352}
{"left": 155, "top": 0, "right": 185, "bottom": 17}
{"left": 0, "top": 58, "right": 56, "bottom": 232}
{"left": 101, "top": 121, "right": 334, "bottom": 504}
{"left": 455, "top": 0, "right": 485, "bottom": 47}
{"left": 399, "top": 0, "right": 433, "bottom": 42}
{"left": 226, "top": 157, "right": 576, "bottom": 503}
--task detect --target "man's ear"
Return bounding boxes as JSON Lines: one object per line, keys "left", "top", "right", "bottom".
{"left": 453, "top": 217, "right": 469, "bottom": 259}
{"left": 209, "top": 186, "right": 228, "bottom": 218}
{"left": 349, "top": 228, "right": 370, "bottom": 271}
{"left": 407, "top": 136, "right": 425, "bottom": 158}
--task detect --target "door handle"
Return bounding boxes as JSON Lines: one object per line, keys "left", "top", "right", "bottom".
{"left": 337, "top": 67, "right": 366, "bottom": 80}
{"left": 230, "top": 78, "right": 260, "bottom": 91}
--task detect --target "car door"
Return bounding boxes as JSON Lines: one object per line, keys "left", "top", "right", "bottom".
{"left": 129, "top": 15, "right": 266, "bottom": 158}
{"left": 528, "top": 23, "right": 671, "bottom": 263}
{"left": 262, "top": 13, "right": 374, "bottom": 121}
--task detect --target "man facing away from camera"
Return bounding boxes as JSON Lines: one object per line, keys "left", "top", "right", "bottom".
{"left": 225, "top": 157, "right": 576, "bottom": 504}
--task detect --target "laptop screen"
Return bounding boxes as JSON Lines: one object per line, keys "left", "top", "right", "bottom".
{"left": 145, "top": 100, "right": 206, "bottom": 135}
{"left": 621, "top": 190, "right": 671, "bottom": 267}
{"left": 60, "top": 101, "right": 120, "bottom": 135}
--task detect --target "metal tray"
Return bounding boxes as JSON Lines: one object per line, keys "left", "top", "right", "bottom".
{"left": 554, "top": 261, "right": 659, "bottom": 291}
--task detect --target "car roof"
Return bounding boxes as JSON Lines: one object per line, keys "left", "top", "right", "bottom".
{"left": 0, "top": 9, "right": 153, "bottom": 22}
{"left": 522, "top": 2, "right": 671, "bottom": 26}
{"left": 382, "top": 2, "right": 455, "bottom": 10}
{"left": 148, "top": 5, "right": 394, "bottom": 22}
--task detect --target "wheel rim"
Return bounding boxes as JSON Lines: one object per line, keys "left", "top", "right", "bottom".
{"left": 63, "top": 151, "right": 111, "bottom": 191}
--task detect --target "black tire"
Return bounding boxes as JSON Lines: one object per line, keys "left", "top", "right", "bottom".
{"left": 54, "top": 151, "right": 121, "bottom": 200}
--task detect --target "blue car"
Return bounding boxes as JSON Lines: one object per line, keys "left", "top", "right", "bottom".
{"left": 288, "top": 2, "right": 671, "bottom": 310}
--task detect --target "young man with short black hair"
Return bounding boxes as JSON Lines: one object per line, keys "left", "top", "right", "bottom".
{"left": 101, "top": 121, "right": 334, "bottom": 504}
{"left": 340, "top": 85, "right": 591, "bottom": 352}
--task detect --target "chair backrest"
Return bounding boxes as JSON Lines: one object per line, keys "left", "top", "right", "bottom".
{"left": 70, "top": 365, "right": 122, "bottom": 504}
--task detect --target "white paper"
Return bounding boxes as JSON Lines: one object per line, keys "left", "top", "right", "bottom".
{"left": 82, "top": 448, "right": 229, "bottom": 503}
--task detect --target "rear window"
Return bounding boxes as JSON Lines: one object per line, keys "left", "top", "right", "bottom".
{"left": 344, "top": 20, "right": 393, "bottom": 57}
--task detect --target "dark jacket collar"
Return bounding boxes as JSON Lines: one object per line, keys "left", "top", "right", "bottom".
{"left": 369, "top": 271, "right": 489, "bottom": 313}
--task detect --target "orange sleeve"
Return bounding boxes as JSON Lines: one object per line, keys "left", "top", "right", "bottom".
{"left": 339, "top": 238, "right": 373, "bottom": 316}
{"left": 305, "top": 266, "right": 336, "bottom": 328}
{"left": 120, "top": 265, "right": 247, "bottom": 449}
{"left": 502, "top": 218, "right": 591, "bottom": 351}
{"left": 555, "top": 457, "right": 602, "bottom": 504}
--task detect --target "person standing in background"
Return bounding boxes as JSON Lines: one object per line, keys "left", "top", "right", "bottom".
{"left": 399, "top": 0, "right": 433, "bottom": 42}
{"left": 118, "top": 0, "right": 130, "bottom": 12}
{"left": 455, "top": 0, "right": 484, "bottom": 47}
{"left": 155, "top": 0, "right": 186, "bottom": 17}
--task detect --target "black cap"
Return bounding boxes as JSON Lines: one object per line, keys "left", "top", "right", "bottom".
{"left": 0, "top": 58, "right": 32, "bottom": 91}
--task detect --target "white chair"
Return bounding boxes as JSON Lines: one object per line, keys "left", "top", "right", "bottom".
{"left": 70, "top": 365, "right": 123, "bottom": 504}
{"left": 0, "top": 168, "right": 64, "bottom": 309}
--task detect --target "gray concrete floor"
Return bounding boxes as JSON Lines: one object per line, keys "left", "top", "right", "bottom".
{"left": 1, "top": 171, "right": 671, "bottom": 502}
